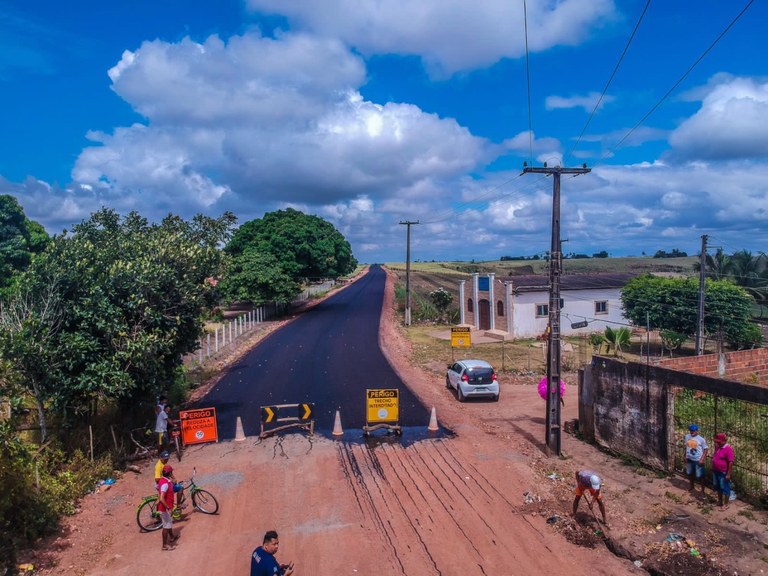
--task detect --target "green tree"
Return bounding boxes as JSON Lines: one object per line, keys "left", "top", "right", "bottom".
{"left": 694, "top": 247, "right": 731, "bottom": 281}
{"left": 602, "top": 326, "right": 631, "bottom": 356}
{"left": 660, "top": 329, "right": 687, "bottom": 357}
{"left": 220, "top": 248, "right": 300, "bottom": 304}
{"left": 0, "top": 276, "right": 64, "bottom": 440}
{"left": 621, "top": 275, "right": 760, "bottom": 349}
{"left": 727, "top": 250, "right": 768, "bottom": 303}
{"left": 226, "top": 208, "right": 357, "bottom": 280}
{"left": 0, "top": 195, "right": 50, "bottom": 295}
{"left": 0, "top": 209, "right": 236, "bottom": 429}
{"left": 653, "top": 248, "right": 688, "bottom": 258}
{"left": 429, "top": 287, "right": 453, "bottom": 321}
{"left": 695, "top": 249, "right": 768, "bottom": 304}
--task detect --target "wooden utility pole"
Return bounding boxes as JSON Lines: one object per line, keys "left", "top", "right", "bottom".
{"left": 696, "top": 234, "right": 708, "bottom": 355}
{"left": 399, "top": 221, "right": 419, "bottom": 326}
{"left": 523, "top": 163, "right": 590, "bottom": 456}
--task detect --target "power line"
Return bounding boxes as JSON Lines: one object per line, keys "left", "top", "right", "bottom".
{"left": 594, "top": 0, "right": 755, "bottom": 168}
{"left": 523, "top": 0, "right": 534, "bottom": 165}
{"left": 566, "top": 0, "right": 651, "bottom": 164}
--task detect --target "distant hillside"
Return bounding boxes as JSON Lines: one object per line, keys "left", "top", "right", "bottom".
{"left": 385, "top": 256, "right": 698, "bottom": 278}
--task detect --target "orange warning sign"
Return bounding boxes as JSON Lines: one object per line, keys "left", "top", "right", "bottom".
{"left": 179, "top": 407, "right": 219, "bottom": 446}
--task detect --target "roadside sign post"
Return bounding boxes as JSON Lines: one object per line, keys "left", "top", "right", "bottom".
{"left": 179, "top": 407, "right": 219, "bottom": 446}
{"left": 363, "top": 389, "right": 401, "bottom": 436}
{"left": 450, "top": 326, "right": 471, "bottom": 361}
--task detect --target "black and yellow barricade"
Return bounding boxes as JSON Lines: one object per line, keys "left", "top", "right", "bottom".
{"left": 363, "top": 389, "right": 402, "bottom": 436}
{"left": 259, "top": 402, "right": 315, "bottom": 438}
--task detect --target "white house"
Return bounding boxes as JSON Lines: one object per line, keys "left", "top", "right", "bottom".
{"left": 458, "top": 272, "right": 634, "bottom": 339}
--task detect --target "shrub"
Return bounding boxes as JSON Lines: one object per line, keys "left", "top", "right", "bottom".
{"left": 0, "top": 429, "right": 114, "bottom": 572}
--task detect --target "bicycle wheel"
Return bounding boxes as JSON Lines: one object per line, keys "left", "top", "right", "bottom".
{"left": 192, "top": 489, "right": 219, "bottom": 514}
{"left": 174, "top": 434, "right": 182, "bottom": 462}
{"left": 136, "top": 498, "right": 163, "bottom": 532}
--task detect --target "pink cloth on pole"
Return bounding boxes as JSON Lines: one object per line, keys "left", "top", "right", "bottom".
{"left": 538, "top": 377, "right": 566, "bottom": 399}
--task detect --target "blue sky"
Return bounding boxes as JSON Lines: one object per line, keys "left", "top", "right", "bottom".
{"left": 1, "top": 0, "right": 766, "bottom": 263}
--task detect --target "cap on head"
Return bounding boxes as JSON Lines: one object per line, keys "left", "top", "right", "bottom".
{"left": 163, "top": 464, "right": 173, "bottom": 474}
{"left": 589, "top": 474, "right": 601, "bottom": 490}
{"left": 714, "top": 432, "right": 727, "bottom": 443}
{"left": 689, "top": 424, "right": 698, "bottom": 432}
{"left": 160, "top": 451, "right": 170, "bottom": 459}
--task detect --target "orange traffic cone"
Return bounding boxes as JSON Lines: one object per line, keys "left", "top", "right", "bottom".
{"left": 332, "top": 410, "right": 344, "bottom": 437}
{"left": 428, "top": 407, "right": 439, "bottom": 431}
{"left": 235, "top": 416, "right": 246, "bottom": 441}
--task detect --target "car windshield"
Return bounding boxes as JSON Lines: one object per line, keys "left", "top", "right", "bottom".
{"left": 465, "top": 367, "right": 494, "bottom": 384}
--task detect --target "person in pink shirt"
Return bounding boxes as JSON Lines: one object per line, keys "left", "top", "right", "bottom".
{"left": 711, "top": 432, "right": 735, "bottom": 511}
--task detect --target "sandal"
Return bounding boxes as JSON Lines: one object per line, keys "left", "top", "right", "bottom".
{"left": 162, "top": 545, "right": 177, "bottom": 551}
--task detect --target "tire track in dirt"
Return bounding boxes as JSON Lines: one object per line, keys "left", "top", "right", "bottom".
{"left": 336, "top": 438, "right": 580, "bottom": 575}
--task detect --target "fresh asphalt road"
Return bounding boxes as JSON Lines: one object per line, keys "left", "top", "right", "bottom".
{"left": 194, "top": 265, "right": 431, "bottom": 440}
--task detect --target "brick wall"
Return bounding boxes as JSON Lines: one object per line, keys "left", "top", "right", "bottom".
{"left": 658, "top": 348, "right": 768, "bottom": 385}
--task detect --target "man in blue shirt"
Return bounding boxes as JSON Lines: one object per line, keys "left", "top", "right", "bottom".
{"left": 684, "top": 424, "right": 709, "bottom": 493}
{"left": 251, "top": 530, "right": 295, "bottom": 576}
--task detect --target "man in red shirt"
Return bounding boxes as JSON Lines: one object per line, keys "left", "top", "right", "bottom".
{"left": 157, "top": 464, "right": 179, "bottom": 550}
{"left": 573, "top": 470, "right": 608, "bottom": 526}
{"left": 711, "top": 432, "right": 735, "bottom": 511}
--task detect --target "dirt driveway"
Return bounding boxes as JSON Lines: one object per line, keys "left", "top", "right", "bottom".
{"left": 23, "top": 269, "right": 768, "bottom": 576}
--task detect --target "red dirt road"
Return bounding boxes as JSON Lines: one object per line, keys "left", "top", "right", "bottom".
{"left": 26, "top": 269, "right": 767, "bottom": 576}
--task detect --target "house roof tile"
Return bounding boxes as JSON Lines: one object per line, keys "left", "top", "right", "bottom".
{"left": 500, "top": 273, "right": 636, "bottom": 293}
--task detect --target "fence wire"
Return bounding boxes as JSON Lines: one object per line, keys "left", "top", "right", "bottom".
{"left": 672, "top": 388, "right": 768, "bottom": 504}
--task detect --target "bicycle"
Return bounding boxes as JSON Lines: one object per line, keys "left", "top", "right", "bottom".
{"left": 136, "top": 467, "right": 219, "bottom": 532}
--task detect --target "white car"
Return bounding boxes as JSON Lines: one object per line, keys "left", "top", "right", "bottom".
{"left": 446, "top": 359, "right": 499, "bottom": 402}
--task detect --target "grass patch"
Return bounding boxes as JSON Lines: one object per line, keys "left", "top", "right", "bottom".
{"left": 405, "top": 324, "right": 548, "bottom": 376}
{"left": 738, "top": 509, "right": 756, "bottom": 521}
{"left": 665, "top": 491, "right": 683, "bottom": 503}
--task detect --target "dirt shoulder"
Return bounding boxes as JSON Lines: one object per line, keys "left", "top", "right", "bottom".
{"left": 20, "top": 268, "right": 768, "bottom": 576}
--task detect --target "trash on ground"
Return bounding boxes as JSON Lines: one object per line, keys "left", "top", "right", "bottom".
{"left": 665, "top": 532, "right": 685, "bottom": 542}
{"left": 546, "top": 515, "right": 560, "bottom": 524}
{"left": 523, "top": 491, "right": 540, "bottom": 504}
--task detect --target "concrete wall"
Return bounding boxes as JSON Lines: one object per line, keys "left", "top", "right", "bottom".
{"left": 583, "top": 358, "right": 670, "bottom": 469}
{"left": 581, "top": 354, "right": 768, "bottom": 471}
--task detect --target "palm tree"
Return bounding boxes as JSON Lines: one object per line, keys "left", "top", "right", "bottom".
{"left": 603, "top": 326, "right": 632, "bottom": 357}
{"left": 695, "top": 249, "right": 768, "bottom": 304}
{"left": 694, "top": 247, "right": 731, "bottom": 280}
{"left": 727, "top": 250, "right": 768, "bottom": 303}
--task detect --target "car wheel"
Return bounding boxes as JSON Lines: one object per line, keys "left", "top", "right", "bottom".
{"left": 493, "top": 395, "right": 499, "bottom": 402}
{"left": 445, "top": 376, "right": 451, "bottom": 389}
{"left": 457, "top": 387, "right": 465, "bottom": 402}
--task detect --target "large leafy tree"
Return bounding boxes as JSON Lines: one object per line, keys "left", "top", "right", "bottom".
{"left": 227, "top": 208, "right": 357, "bottom": 278}
{"left": 0, "top": 195, "right": 49, "bottom": 295}
{"left": 621, "top": 274, "right": 760, "bottom": 349}
{"left": 0, "top": 209, "right": 236, "bottom": 433}
{"left": 221, "top": 249, "right": 300, "bottom": 304}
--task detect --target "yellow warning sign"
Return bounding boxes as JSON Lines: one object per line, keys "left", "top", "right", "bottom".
{"left": 366, "top": 389, "right": 399, "bottom": 423}
{"left": 451, "top": 326, "right": 472, "bottom": 348}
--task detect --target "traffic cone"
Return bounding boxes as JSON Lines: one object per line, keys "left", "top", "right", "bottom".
{"left": 235, "top": 416, "right": 246, "bottom": 441}
{"left": 428, "top": 407, "right": 439, "bottom": 432}
{"left": 332, "top": 410, "right": 344, "bottom": 437}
